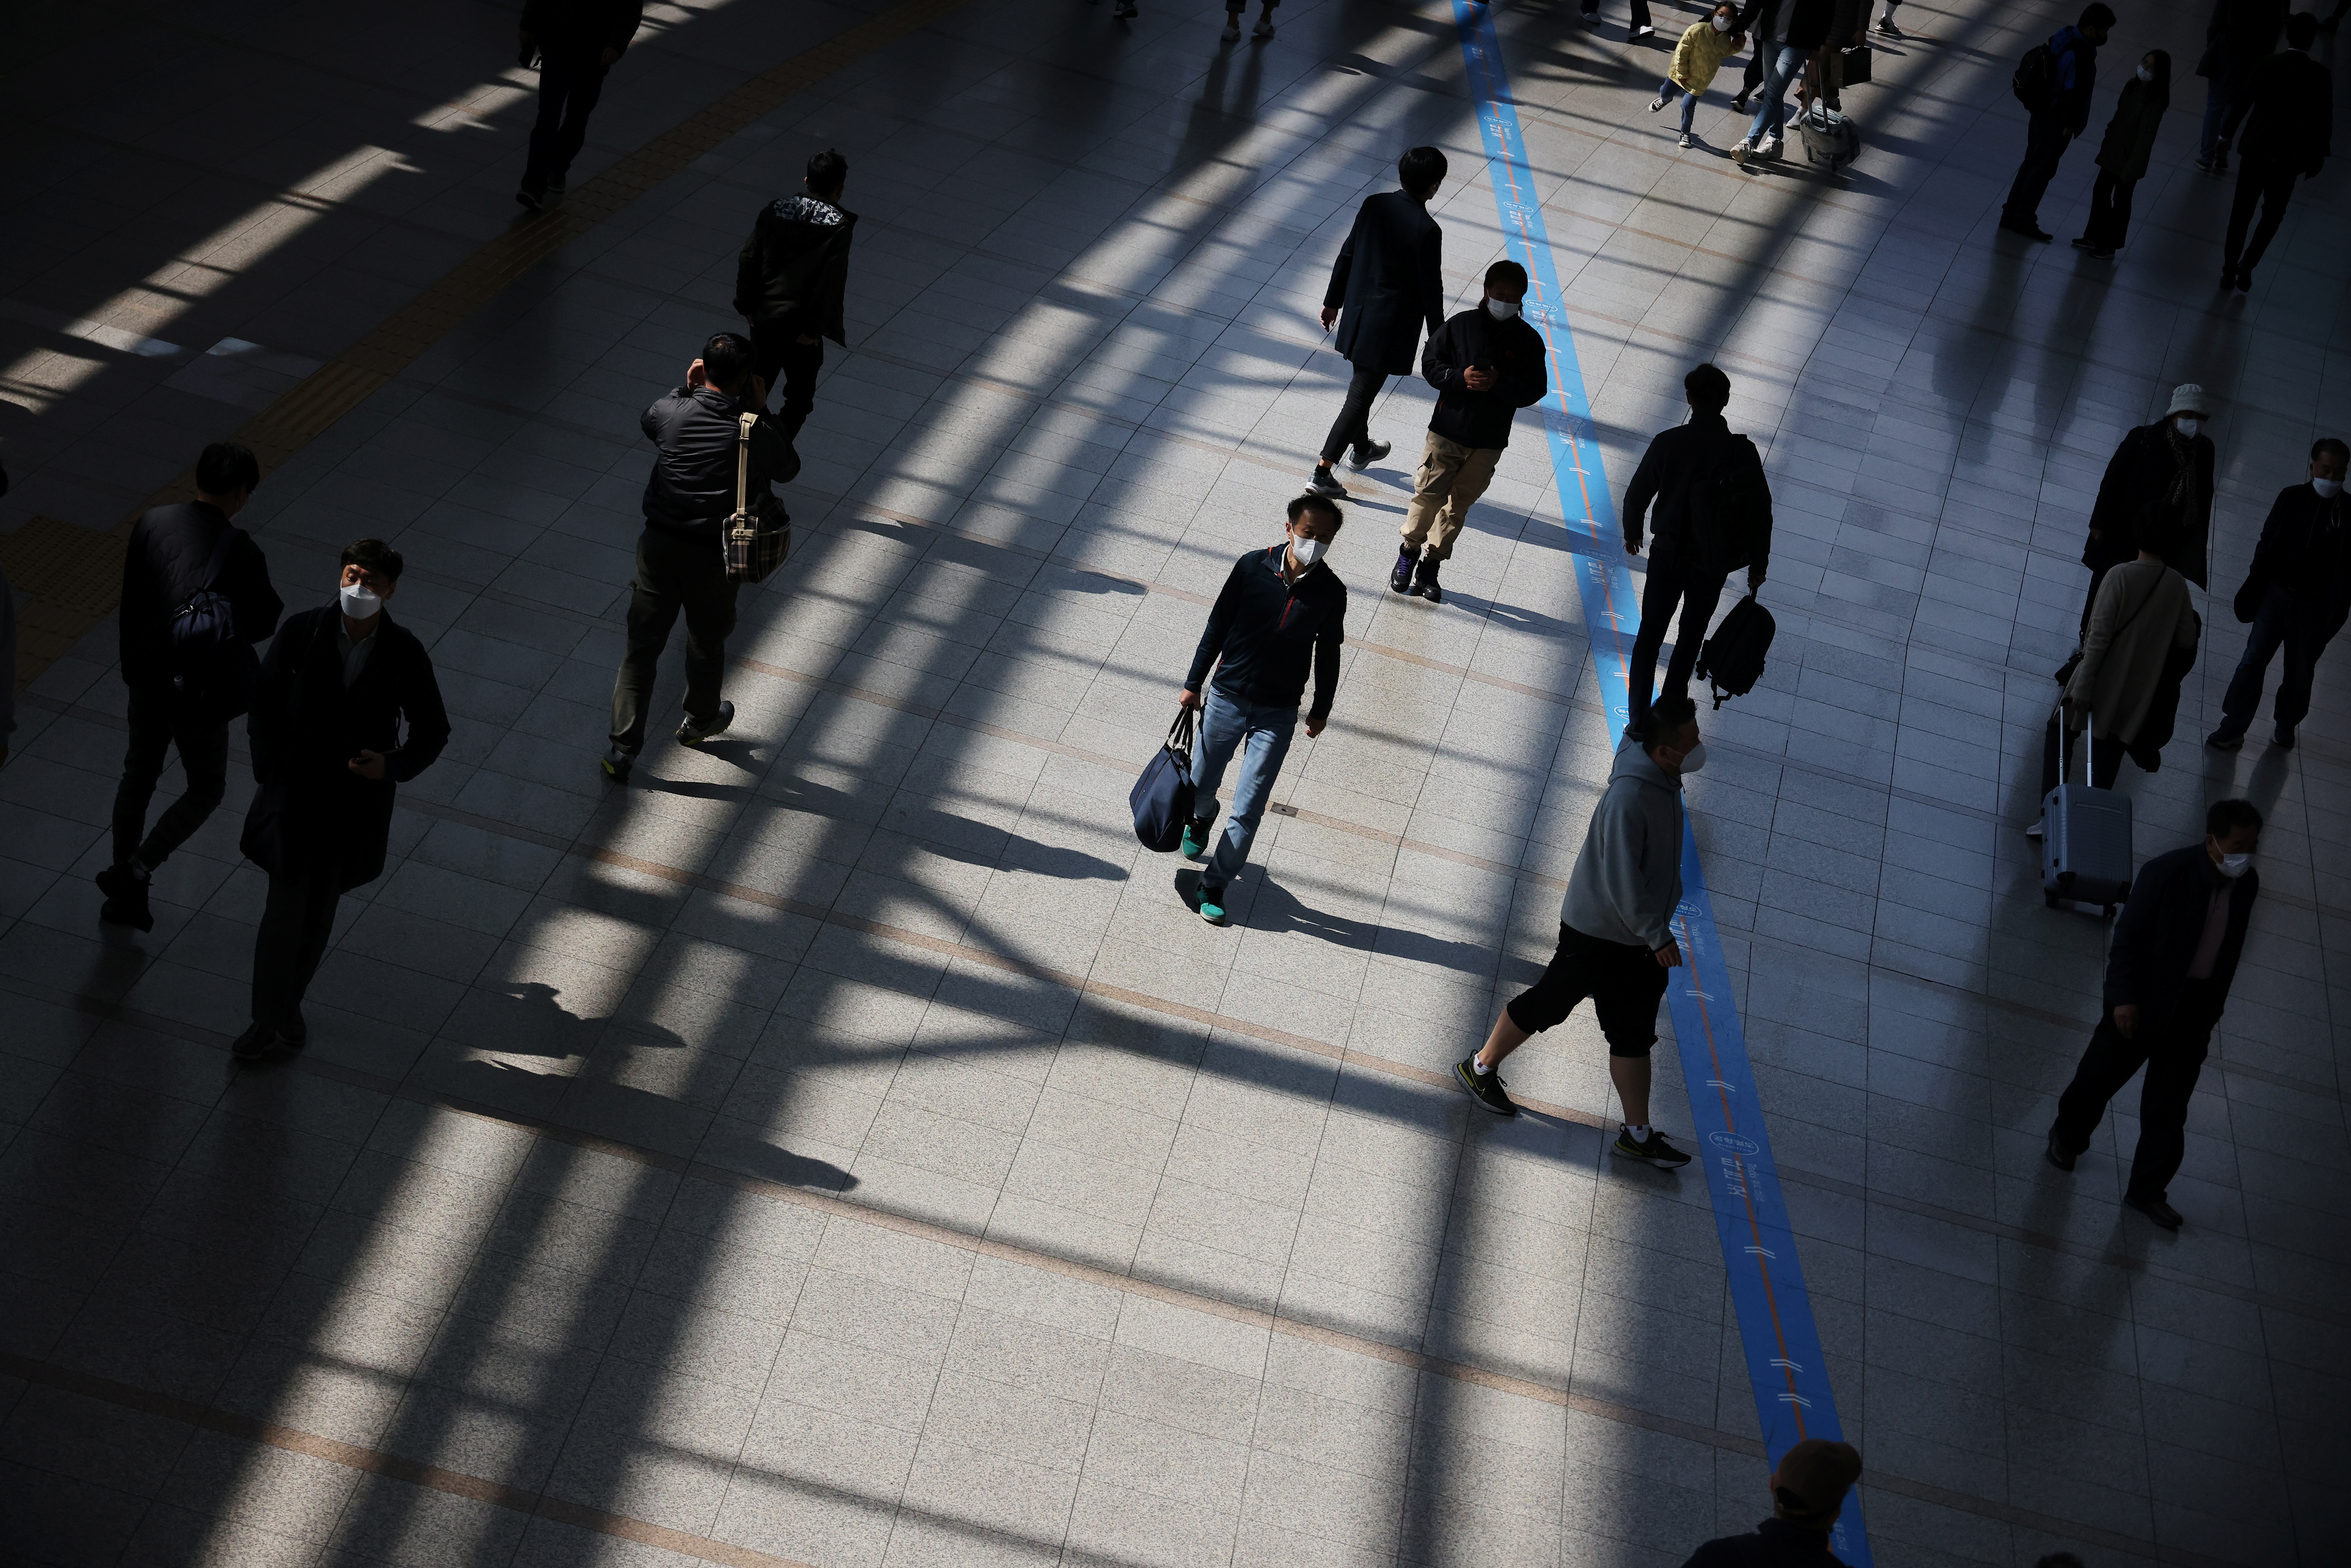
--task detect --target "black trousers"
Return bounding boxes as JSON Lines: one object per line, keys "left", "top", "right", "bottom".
{"left": 748, "top": 318, "right": 824, "bottom": 442}
{"left": 1319, "top": 366, "right": 1387, "bottom": 464}
{"left": 1626, "top": 556, "right": 1726, "bottom": 730}
{"left": 2081, "top": 168, "right": 2137, "bottom": 250}
{"left": 1579, "top": 0, "right": 1652, "bottom": 24}
{"left": 1506, "top": 923, "right": 1670, "bottom": 1056}
{"left": 252, "top": 851, "right": 343, "bottom": 1032}
{"left": 2003, "top": 114, "right": 2072, "bottom": 225}
{"left": 610, "top": 527, "right": 739, "bottom": 755}
{"left": 521, "top": 51, "right": 609, "bottom": 192}
{"left": 2039, "top": 710, "right": 2123, "bottom": 799}
{"left": 2052, "top": 981, "right": 2220, "bottom": 1202}
{"left": 111, "top": 686, "right": 230, "bottom": 870}
{"left": 2219, "top": 584, "right": 2333, "bottom": 733}
{"left": 2224, "top": 161, "right": 2299, "bottom": 276}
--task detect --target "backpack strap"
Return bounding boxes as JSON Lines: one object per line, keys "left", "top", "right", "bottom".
{"left": 734, "top": 411, "right": 756, "bottom": 516}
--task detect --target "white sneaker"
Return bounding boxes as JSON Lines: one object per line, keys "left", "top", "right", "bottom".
{"left": 1758, "top": 134, "right": 1782, "bottom": 159}
{"left": 1678, "top": 130, "right": 1694, "bottom": 148}
{"left": 1221, "top": 22, "right": 1240, "bottom": 38}
{"left": 1633, "top": 24, "right": 1655, "bottom": 38}
{"left": 1649, "top": 94, "right": 1670, "bottom": 113}
{"left": 1252, "top": 15, "right": 1273, "bottom": 36}
{"left": 2025, "top": 819, "right": 2045, "bottom": 840}
{"left": 1731, "top": 138, "right": 1755, "bottom": 164}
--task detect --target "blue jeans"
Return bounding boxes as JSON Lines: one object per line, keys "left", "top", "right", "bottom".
{"left": 2199, "top": 79, "right": 2234, "bottom": 161}
{"left": 1744, "top": 44, "right": 1807, "bottom": 143}
{"left": 1190, "top": 688, "right": 1298, "bottom": 897}
{"left": 2219, "top": 584, "right": 2333, "bottom": 734}
{"left": 1656, "top": 78, "right": 1700, "bottom": 134}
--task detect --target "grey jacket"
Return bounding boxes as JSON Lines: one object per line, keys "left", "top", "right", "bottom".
{"left": 1561, "top": 740, "right": 1686, "bottom": 951}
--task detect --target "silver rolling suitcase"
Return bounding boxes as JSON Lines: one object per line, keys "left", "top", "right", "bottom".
{"left": 2041, "top": 721, "right": 2132, "bottom": 916}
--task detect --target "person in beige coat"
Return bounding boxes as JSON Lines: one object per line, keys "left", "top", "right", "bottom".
{"left": 2032, "top": 535, "right": 2201, "bottom": 833}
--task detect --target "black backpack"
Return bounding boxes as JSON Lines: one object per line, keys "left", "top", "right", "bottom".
{"left": 1690, "top": 435, "right": 1772, "bottom": 578}
{"left": 1696, "top": 593, "right": 1775, "bottom": 709}
{"left": 2012, "top": 42, "right": 2056, "bottom": 110}
{"left": 169, "top": 524, "right": 259, "bottom": 720}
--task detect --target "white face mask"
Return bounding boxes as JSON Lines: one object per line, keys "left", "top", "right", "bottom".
{"left": 2173, "top": 417, "right": 2202, "bottom": 439}
{"left": 2217, "top": 852, "right": 2253, "bottom": 879}
{"left": 1674, "top": 742, "right": 1708, "bottom": 775}
{"left": 1289, "top": 534, "right": 1327, "bottom": 567}
{"left": 2137, "top": 64, "right": 2153, "bottom": 83}
{"left": 340, "top": 580, "right": 382, "bottom": 619}
{"left": 1485, "top": 297, "right": 1521, "bottom": 321}
{"left": 1712, "top": 13, "right": 1733, "bottom": 29}
{"left": 2313, "top": 476, "right": 2344, "bottom": 499}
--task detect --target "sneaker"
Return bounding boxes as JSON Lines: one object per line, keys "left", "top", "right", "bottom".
{"left": 1731, "top": 94, "right": 1750, "bottom": 113}
{"left": 1612, "top": 1127, "right": 1692, "bottom": 1168}
{"left": 2194, "top": 155, "right": 2215, "bottom": 174}
{"left": 1113, "top": 0, "right": 1136, "bottom": 15}
{"left": 1347, "top": 438, "right": 1389, "bottom": 471}
{"left": 1221, "top": 22, "right": 1239, "bottom": 39}
{"left": 515, "top": 186, "right": 543, "bottom": 212}
{"left": 1756, "top": 135, "right": 1781, "bottom": 160}
{"left": 96, "top": 862, "right": 155, "bottom": 932}
{"left": 1305, "top": 466, "right": 1347, "bottom": 499}
{"left": 2069, "top": 235, "right": 2094, "bottom": 250}
{"left": 547, "top": 173, "right": 567, "bottom": 195}
{"left": 1453, "top": 1057, "right": 1518, "bottom": 1117}
{"left": 1875, "top": 15, "right": 1902, "bottom": 35}
{"left": 1678, "top": 130, "right": 1694, "bottom": 149}
{"left": 2205, "top": 727, "right": 2244, "bottom": 751}
{"left": 2023, "top": 818, "right": 2044, "bottom": 840}
{"left": 1179, "top": 876, "right": 1229, "bottom": 925}
{"left": 1731, "top": 138, "right": 1755, "bottom": 164}
{"left": 1252, "top": 15, "right": 1274, "bottom": 36}
{"left": 232, "top": 1023, "right": 278, "bottom": 1063}
{"left": 2234, "top": 268, "right": 2252, "bottom": 294}
{"left": 2274, "top": 723, "right": 2296, "bottom": 750}
{"left": 2125, "top": 1191, "right": 2183, "bottom": 1230}
{"left": 2043, "top": 1128, "right": 2074, "bottom": 1172}
{"left": 1411, "top": 556, "right": 1442, "bottom": 605}
{"left": 1649, "top": 95, "right": 1671, "bottom": 114}
{"left": 1632, "top": 24, "right": 1655, "bottom": 38}
{"left": 1180, "top": 817, "right": 1214, "bottom": 860}
{"left": 601, "top": 744, "right": 634, "bottom": 782}
{"left": 676, "top": 701, "right": 735, "bottom": 748}
{"left": 1389, "top": 548, "right": 1418, "bottom": 594}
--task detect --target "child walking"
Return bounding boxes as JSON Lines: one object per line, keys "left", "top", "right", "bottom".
{"left": 1652, "top": 5, "right": 1746, "bottom": 149}
{"left": 2075, "top": 50, "right": 2170, "bottom": 259}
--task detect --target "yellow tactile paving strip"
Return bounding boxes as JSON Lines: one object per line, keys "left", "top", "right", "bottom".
{"left": 0, "top": 0, "right": 970, "bottom": 695}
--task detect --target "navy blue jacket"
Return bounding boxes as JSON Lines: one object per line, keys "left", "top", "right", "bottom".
{"left": 1185, "top": 545, "right": 1348, "bottom": 720}
{"left": 2104, "top": 843, "right": 2258, "bottom": 1019}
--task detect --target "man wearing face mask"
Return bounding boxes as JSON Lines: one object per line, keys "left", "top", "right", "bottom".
{"left": 1176, "top": 496, "right": 1348, "bottom": 927}
{"left": 1454, "top": 695, "right": 1704, "bottom": 1170}
{"left": 2209, "top": 438, "right": 2350, "bottom": 751}
{"left": 2046, "top": 798, "right": 2263, "bottom": 1230}
{"left": 2080, "top": 384, "right": 2215, "bottom": 637}
{"left": 237, "top": 540, "right": 450, "bottom": 1062}
{"left": 1392, "top": 260, "right": 1549, "bottom": 604}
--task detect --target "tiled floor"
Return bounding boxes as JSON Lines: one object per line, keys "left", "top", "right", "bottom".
{"left": 2, "top": 0, "right": 2346, "bottom": 1566}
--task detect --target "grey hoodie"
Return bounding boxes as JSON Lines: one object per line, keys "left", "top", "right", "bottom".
{"left": 1560, "top": 739, "right": 1686, "bottom": 951}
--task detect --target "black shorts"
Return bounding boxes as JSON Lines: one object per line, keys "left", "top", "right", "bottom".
{"left": 1505, "top": 923, "right": 1670, "bottom": 1057}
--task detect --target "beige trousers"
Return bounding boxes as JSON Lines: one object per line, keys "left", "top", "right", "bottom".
{"left": 1401, "top": 431, "right": 1501, "bottom": 561}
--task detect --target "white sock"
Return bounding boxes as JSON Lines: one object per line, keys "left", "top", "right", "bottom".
{"left": 1473, "top": 1058, "right": 1494, "bottom": 1075}
{"left": 1623, "top": 1123, "right": 1650, "bottom": 1139}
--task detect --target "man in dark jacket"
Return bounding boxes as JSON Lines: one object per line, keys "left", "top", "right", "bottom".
{"left": 1621, "top": 364, "right": 1771, "bottom": 736}
{"left": 1308, "top": 147, "right": 1447, "bottom": 500}
{"left": 1678, "top": 1438, "right": 1862, "bottom": 1568}
{"left": 2047, "top": 798, "right": 2262, "bottom": 1230}
{"left": 239, "top": 540, "right": 449, "bottom": 1061}
{"left": 2210, "top": 438, "right": 2348, "bottom": 750}
{"left": 1391, "top": 260, "right": 1548, "bottom": 605}
{"left": 2219, "top": 11, "right": 2331, "bottom": 291}
{"left": 2080, "top": 384, "right": 2215, "bottom": 634}
{"left": 99, "top": 442, "right": 283, "bottom": 932}
{"left": 1999, "top": 5, "right": 2116, "bottom": 241}
{"left": 2196, "top": 0, "right": 2288, "bottom": 169}
{"left": 605, "top": 332, "right": 795, "bottom": 782}
{"left": 1174, "top": 495, "right": 1348, "bottom": 927}
{"left": 515, "top": 0, "right": 643, "bottom": 210}
{"left": 733, "top": 148, "right": 854, "bottom": 441}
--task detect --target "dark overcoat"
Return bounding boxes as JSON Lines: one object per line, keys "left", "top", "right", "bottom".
{"left": 2084, "top": 421, "right": 2214, "bottom": 588}
{"left": 1323, "top": 191, "right": 1444, "bottom": 375}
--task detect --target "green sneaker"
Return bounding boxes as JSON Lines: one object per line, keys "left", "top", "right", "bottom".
{"left": 1180, "top": 818, "right": 1213, "bottom": 860}
{"left": 1179, "top": 874, "right": 1228, "bottom": 926}
{"left": 1611, "top": 1127, "right": 1691, "bottom": 1168}
{"left": 1453, "top": 1057, "right": 1518, "bottom": 1117}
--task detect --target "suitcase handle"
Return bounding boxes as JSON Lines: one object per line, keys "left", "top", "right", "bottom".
{"left": 2056, "top": 706, "right": 2094, "bottom": 785}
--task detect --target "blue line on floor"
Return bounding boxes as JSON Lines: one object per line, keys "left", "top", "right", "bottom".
{"left": 1449, "top": 4, "right": 1871, "bottom": 1559}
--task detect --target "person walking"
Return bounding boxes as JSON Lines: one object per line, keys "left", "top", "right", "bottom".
{"left": 1453, "top": 694, "right": 1705, "bottom": 1169}
{"left": 605, "top": 333, "right": 795, "bottom": 782}
{"left": 2047, "top": 798, "right": 2264, "bottom": 1230}
{"left": 1730, "top": 0, "right": 1844, "bottom": 163}
{"left": 1621, "top": 364, "right": 1771, "bottom": 737}
{"left": 2079, "top": 384, "right": 2215, "bottom": 635}
{"left": 2194, "top": 0, "right": 2288, "bottom": 172}
{"left": 733, "top": 148, "right": 855, "bottom": 442}
{"left": 1391, "top": 260, "right": 1547, "bottom": 604}
{"left": 2208, "top": 438, "right": 2350, "bottom": 751}
{"left": 1176, "top": 495, "right": 1348, "bottom": 927}
{"left": 2030, "top": 528, "right": 2200, "bottom": 835}
{"left": 98, "top": 442, "right": 283, "bottom": 932}
{"left": 1308, "top": 147, "right": 1447, "bottom": 500}
{"left": 1583, "top": 0, "right": 1657, "bottom": 40}
{"left": 1650, "top": 5, "right": 1748, "bottom": 149}
{"left": 514, "top": 0, "right": 645, "bottom": 210}
{"left": 2219, "top": 11, "right": 2331, "bottom": 292}
{"left": 1220, "top": 0, "right": 1277, "bottom": 40}
{"left": 2075, "top": 50, "right": 2170, "bottom": 258}
{"left": 1999, "top": 5, "right": 2114, "bottom": 240}
{"left": 238, "top": 541, "right": 450, "bottom": 1061}
{"left": 1677, "top": 1438, "right": 1862, "bottom": 1568}
{"left": 1874, "top": 0, "right": 1905, "bottom": 36}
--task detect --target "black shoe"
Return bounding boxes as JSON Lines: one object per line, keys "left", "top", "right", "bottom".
{"left": 677, "top": 701, "right": 734, "bottom": 748}
{"left": 1389, "top": 549, "right": 1417, "bottom": 594}
{"left": 2044, "top": 1129, "right": 2075, "bottom": 1172}
{"left": 232, "top": 1023, "right": 278, "bottom": 1062}
{"left": 2125, "top": 1191, "right": 2183, "bottom": 1230}
{"left": 2069, "top": 235, "right": 2094, "bottom": 250}
{"left": 1305, "top": 466, "right": 1348, "bottom": 499}
{"left": 1347, "top": 438, "right": 1390, "bottom": 471}
{"left": 2234, "top": 268, "right": 2252, "bottom": 294}
{"left": 1875, "top": 16, "right": 1902, "bottom": 36}
{"left": 2206, "top": 727, "right": 2244, "bottom": 751}
{"left": 1612, "top": 1127, "right": 1692, "bottom": 1168}
{"left": 1411, "top": 556, "right": 1443, "bottom": 604}
{"left": 546, "top": 172, "right": 567, "bottom": 195}
{"left": 96, "top": 863, "right": 156, "bottom": 932}
{"left": 515, "top": 186, "right": 543, "bottom": 212}
{"left": 1453, "top": 1057, "right": 1518, "bottom": 1117}
{"left": 2273, "top": 724, "right": 2296, "bottom": 750}
{"left": 601, "top": 744, "right": 634, "bottom": 782}
{"left": 2000, "top": 217, "right": 2053, "bottom": 243}
{"left": 279, "top": 1009, "right": 308, "bottom": 1052}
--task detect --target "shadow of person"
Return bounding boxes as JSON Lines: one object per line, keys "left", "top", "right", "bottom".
{"left": 2241, "top": 743, "right": 2290, "bottom": 818}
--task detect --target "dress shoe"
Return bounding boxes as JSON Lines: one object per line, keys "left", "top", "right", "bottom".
{"left": 2044, "top": 1130, "right": 2075, "bottom": 1171}
{"left": 2125, "top": 1191, "right": 2183, "bottom": 1230}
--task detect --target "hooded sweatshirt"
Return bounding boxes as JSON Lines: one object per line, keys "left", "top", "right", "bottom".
{"left": 1561, "top": 739, "right": 1686, "bottom": 951}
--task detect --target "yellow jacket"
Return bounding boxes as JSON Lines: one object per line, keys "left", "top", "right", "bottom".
{"left": 1668, "top": 20, "right": 1740, "bottom": 94}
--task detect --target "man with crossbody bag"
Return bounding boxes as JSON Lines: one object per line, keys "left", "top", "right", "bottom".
{"left": 604, "top": 332, "right": 794, "bottom": 782}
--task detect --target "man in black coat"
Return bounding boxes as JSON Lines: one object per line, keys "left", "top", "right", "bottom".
{"left": 239, "top": 540, "right": 450, "bottom": 1061}
{"left": 734, "top": 148, "right": 855, "bottom": 441}
{"left": 99, "top": 442, "right": 283, "bottom": 932}
{"left": 1677, "top": 1438, "right": 1860, "bottom": 1568}
{"left": 2080, "top": 384, "right": 2215, "bottom": 634}
{"left": 2219, "top": 11, "right": 2331, "bottom": 291}
{"left": 515, "top": 0, "right": 645, "bottom": 209}
{"left": 2047, "top": 798, "right": 2263, "bottom": 1229}
{"left": 1308, "top": 146, "right": 1447, "bottom": 500}
{"left": 2196, "top": 0, "right": 2288, "bottom": 169}
{"left": 2210, "top": 437, "right": 2349, "bottom": 750}
{"left": 1391, "top": 260, "right": 1549, "bottom": 605}
{"left": 1620, "top": 364, "right": 1771, "bottom": 736}
{"left": 1999, "top": 4, "right": 2114, "bottom": 241}
{"left": 604, "top": 332, "right": 796, "bottom": 782}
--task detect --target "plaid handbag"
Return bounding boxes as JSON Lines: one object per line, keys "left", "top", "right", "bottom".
{"left": 722, "top": 411, "right": 790, "bottom": 584}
